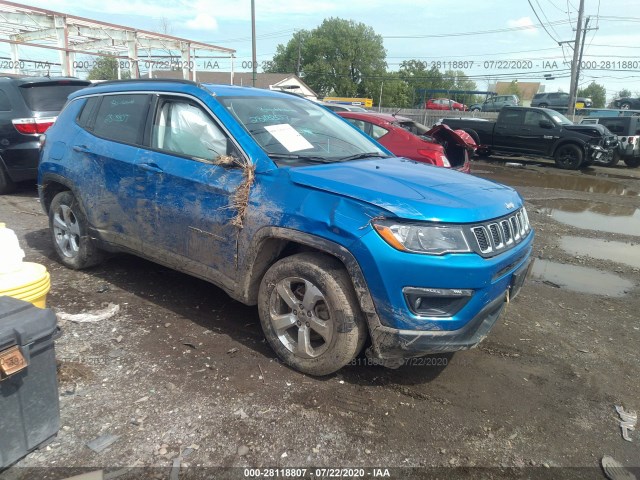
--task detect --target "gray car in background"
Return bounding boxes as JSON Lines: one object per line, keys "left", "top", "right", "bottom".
{"left": 469, "top": 95, "right": 519, "bottom": 112}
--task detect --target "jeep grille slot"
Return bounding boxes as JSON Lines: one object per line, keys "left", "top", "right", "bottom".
{"left": 472, "top": 226, "right": 491, "bottom": 253}
{"left": 469, "top": 208, "right": 531, "bottom": 258}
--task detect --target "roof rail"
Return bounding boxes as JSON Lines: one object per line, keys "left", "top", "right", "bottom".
{"left": 89, "top": 78, "right": 199, "bottom": 87}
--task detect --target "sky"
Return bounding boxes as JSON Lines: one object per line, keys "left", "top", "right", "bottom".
{"left": 3, "top": 0, "right": 640, "bottom": 101}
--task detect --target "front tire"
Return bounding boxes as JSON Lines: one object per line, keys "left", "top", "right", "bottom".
{"left": 49, "top": 191, "right": 104, "bottom": 269}
{"left": 258, "top": 252, "right": 367, "bottom": 376}
{"left": 554, "top": 144, "right": 583, "bottom": 169}
{"left": 624, "top": 156, "right": 640, "bottom": 168}
{"left": 602, "top": 150, "right": 620, "bottom": 167}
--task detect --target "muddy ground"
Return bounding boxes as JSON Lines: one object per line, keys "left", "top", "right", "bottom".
{"left": 1, "top": 156, "right": 639, "bottom": 479}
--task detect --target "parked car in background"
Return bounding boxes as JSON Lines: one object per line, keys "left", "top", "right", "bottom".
{"left": 0, "top": 76, "right": 91, "bottom": 193}
{"left": 39, "top": 79, "right": 533, "bottom": 375}
{"left": 320, "top": 102, "right": 368, "bottom": 112}
{"left": 612, "top": 97, "right": 640, "bottom": 110}
{"left": 580, "top": 116, "right": 640, "bottom": 167}
{"left": 469, "top": 95, "right": 519, "bottom": 112}
{"left": 425, "top": 98, "right": 467, "bottom": 111}
{"left": 531, "top": 92, "right": 592, "bottom": 110}
{"left": 443, "top": 106, "right": 617, "bottom": 169}
{"left": 337, "top": 111, "right": 473, "bottom": 173}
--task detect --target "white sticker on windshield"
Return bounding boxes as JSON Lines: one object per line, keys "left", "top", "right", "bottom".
{"left": 264, "top": 124, "right": 314, "bottom": 152}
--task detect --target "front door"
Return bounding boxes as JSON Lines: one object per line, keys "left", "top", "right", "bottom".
{"left": 135, "top": 96, "right": 245, "bottom": 282}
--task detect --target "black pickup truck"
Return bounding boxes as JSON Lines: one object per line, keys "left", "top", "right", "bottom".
{"left": 442, "top": 106, "right": 618, "bottom": 169}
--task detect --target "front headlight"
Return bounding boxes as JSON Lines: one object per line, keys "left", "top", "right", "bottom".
{"left": 373, "top": 221, "right": 471, "bottom": 255}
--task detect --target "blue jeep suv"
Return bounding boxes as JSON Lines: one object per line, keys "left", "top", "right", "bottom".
{"left": 38, "top": 79, "right": 533, "bottom": 375}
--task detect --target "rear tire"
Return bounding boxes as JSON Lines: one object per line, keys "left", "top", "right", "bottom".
{"left": 0, "top": 164, "right": 16, "bottom": 195}
{"left": 49, "top": 191, "right": 104, "bottom": 269}
{"left": 620, "top": 102, "right": 632, "bottom": 110}
{"left": 554, "top": 144, "right": 583, "bottom": 169}
{"left": 258, "top": 252, "right": 367, "bottom": 376}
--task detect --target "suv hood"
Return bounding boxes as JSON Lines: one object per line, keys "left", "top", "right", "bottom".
{"left": 288, "top": 158, "right": 522, "bottom": 223}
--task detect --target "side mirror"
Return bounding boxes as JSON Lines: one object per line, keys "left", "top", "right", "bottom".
{"left": 539, "top": 120, "right": 553, "bottom": 129}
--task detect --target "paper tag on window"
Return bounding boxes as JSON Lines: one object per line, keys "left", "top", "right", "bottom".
{"left": 264, "top": 124, "right": 314, "bottom": 152}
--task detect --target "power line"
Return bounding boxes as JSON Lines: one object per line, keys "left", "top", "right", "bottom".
{"left": 529, "top": 0, "right": 560, "bottom": 43}
{"left": 381, "top": 20, "right": 572, "bottom": 39}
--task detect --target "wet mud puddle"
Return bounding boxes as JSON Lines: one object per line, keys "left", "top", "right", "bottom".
{"left": 533, "top": 199, "right": 640, "bottom": 236}
{"left": 559, "top": 236, "right": 640, "bottom": 269}
{"left": 474, "top": 165, "right": 639, "bottom": 196}
{"left": 531, "top": 259, "right": 634, "bottom": 297}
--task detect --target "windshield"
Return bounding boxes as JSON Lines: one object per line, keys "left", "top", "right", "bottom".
{"left": 217, "top": 95, "right": 388, "bottom": 164}
{"left": 548, "top": 111, "right": 574, "bottom": 125}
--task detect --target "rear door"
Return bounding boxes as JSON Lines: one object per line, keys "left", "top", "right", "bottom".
{"left": 493, "top": 109, "right": 525, "bottom": 151}
{"left": 135, "top": 95, "right": 245, "bottom": 280}
{"left": 71, "top": 93, "right": 151, "bottom": 251}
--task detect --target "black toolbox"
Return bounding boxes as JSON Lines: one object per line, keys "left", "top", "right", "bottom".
{"left": 0, "top": 296, "right": 59, "bottom": 468}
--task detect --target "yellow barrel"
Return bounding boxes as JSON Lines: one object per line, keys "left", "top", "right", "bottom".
{"left": 0, "top": 262, "right": 50, "bottom": 309}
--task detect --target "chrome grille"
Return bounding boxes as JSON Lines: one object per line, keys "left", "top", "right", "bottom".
{"left": 470, "top": 208, "right": 531, "bottom": 257}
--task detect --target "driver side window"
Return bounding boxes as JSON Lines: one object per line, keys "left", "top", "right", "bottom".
{"left": 152, "top": 99, "right": 227, "bottom": 161}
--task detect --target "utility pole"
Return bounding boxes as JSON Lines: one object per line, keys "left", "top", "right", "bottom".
{"left": 573, "top": 16, "right": 590, "bottom": 112}
{"left": 295, "top": 32, "right": 302, "bottom": 76}
{"left": 567, "top": 0, "right": 585, "bottom": 116}
{"left": 251, "top": 0, "right": 257, "bottom": 87}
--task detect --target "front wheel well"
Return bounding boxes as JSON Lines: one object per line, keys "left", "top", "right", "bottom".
{"left": 245, "top": 239, "right": 338, "bottom": 305}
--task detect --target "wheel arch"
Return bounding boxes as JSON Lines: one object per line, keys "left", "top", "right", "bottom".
{"left": 551, "top": 139, "right": 586, "bottom": 157}
{"left": 239, "top": 227, "right": 378, "bottom": 324}
{"left": 39, "top": 173, "right": 77, "bottom": 213}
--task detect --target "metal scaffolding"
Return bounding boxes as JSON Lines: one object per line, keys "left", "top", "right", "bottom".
{"left": 0, "top": 0, "right": 236, "bottom": 80}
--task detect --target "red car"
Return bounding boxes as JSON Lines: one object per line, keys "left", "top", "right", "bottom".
{"left": 337, "top": 112, "right": 474, "bottom": 173}
{"left": 425, "top": 98, "right": 467, "bottom": 111}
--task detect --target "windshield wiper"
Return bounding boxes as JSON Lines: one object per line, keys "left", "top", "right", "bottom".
{"left": 267, "top": 153, "right": 334, "bottom": 163}
{"left": 337, "top": 152, "right": 391, "bottom": 162}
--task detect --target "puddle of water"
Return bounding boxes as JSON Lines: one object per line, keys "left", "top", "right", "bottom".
{"left": 531, "top": 258, "right": 634, "bottom": 297}
{"left": 475, "top": 165, "right": 639, "bottom": 196}
{"left": 535, "top": 199, "right": 640, "bottom": 236}
{"left": 560, "top": 236, "right": 640, "bottom": 269}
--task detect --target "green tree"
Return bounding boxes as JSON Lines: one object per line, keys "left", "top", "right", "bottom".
{"left": 577, "top": 81, "right": 606, "bottom": 108}
{"left": 617, "top": 88, "right": 632, "bottom": 98}
{"left": 266, "top": 18, "right": 387, "bottom": 97}
{"left": 87, "top": 56, "right": 130, "bottom": 81}
{"left": 371, "top": 72, "right": 411, "bottom": 108}
{"left": 399, "top": 61, "right": 446, "bottom": 107}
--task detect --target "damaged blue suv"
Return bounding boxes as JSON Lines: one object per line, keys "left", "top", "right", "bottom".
{"left": 39, "top": 80, "right": 533, "bottom": 375}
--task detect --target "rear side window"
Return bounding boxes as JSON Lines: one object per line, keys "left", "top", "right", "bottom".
{"left": 501, "top": 109, "right": 524, "bottom": 125}
{"left": 77, "top": 97, "right": 101, "bottom": 129}
{"left": 371, "top": 124, "right": 388, "bottom": 139}
{"left": 0, "top": 90, "right": 11, "bottom": 111}
{"left": 92, "top": 94, "right": 150, "bottom": 145}
{"left": 19, "top": 83, "right": 89, "bottom": 111}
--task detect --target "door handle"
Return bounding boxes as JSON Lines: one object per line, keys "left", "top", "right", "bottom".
{"left": 139, "top": 163, "right": 163, "bottom": 173}
{"left": 73, "top": 145, "right": 89, "bottom": 152}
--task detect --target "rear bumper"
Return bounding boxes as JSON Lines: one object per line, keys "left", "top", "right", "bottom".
{"left": 364, "top": 251, "right": 532, "bottom": 360}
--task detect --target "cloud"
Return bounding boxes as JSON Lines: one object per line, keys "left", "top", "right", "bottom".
{"left": 186, "top": 13, "right": 218, "bottom": 31}
{"left": 507, "top": 16, "right": 538, "bottom": 35}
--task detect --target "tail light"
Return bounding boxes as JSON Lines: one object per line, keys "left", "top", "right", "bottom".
{"left": 417, "top": 148, "right": 451, "bottom": 167}
{"left": 12, "top": 117, "right": 57, "bottom": 135}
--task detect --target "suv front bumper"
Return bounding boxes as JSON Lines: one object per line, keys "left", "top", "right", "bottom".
{"left": 367, "top": 258, "right": 531, "bottom": 359}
